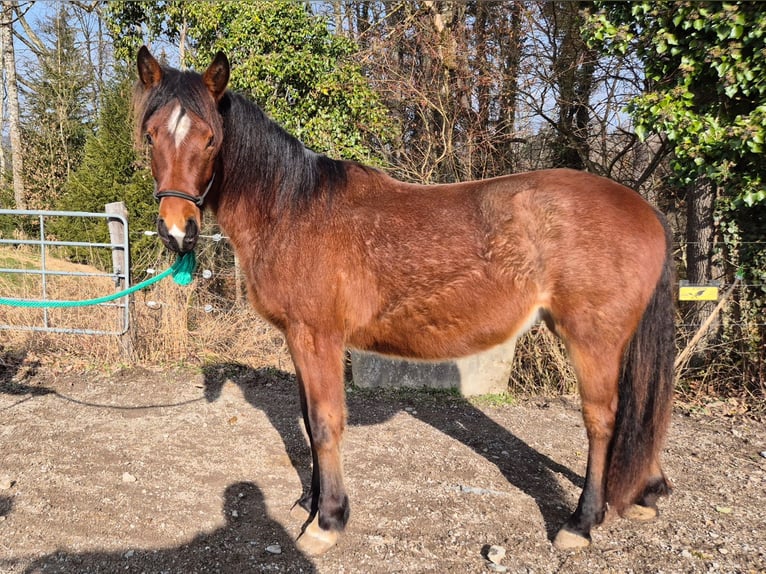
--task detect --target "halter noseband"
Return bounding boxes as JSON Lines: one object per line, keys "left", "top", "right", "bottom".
{"left": 153, "top": 173, "right": 215, "bottom": 208}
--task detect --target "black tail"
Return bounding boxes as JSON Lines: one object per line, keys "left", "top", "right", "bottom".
{"left": 606, "top": 215, "right": 675, "bottom": 513}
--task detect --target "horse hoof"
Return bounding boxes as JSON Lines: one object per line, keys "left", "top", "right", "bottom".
{"left": 290, "top": 502, "right": 310, "bottom": 522}
{"left": 623, "top": 503, "right": 658, "bottom": 522}
{"left": 296, "top": 516, "right": 339, "bottom": 556}
{"left": 553, "top": 528, "right": 590, "bottom": 551}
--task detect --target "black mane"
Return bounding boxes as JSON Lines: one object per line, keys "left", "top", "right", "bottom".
{"left": 217, "top": 91, "right": 348, "bottom": 214}
{"left": 137, "top": 65, "right": 348, "bottom": 215}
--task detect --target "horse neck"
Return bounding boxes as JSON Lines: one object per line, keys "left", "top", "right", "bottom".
{"left": 212, "top": 91, "right": 350, "bottom": 229}
{"left": 211, "top": 95, "right": 282, "bottom": 217}
{"left": 210, "top": 93, "right": 320, "bottom": 252}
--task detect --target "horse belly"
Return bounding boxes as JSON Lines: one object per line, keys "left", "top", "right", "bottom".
{"left": 349, "top": 284, "right": 541, "bottom": 361}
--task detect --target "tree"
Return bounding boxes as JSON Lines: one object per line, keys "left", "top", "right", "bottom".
{"left": 349, "top": 1, "right": 526, "bottom": 183}
{"left": 346, "top": 2, "right": 663, "bottom": 187}
{"left": 1, "top": 1, "right": 25, "bottom": 209}
{"left": 544, "top": 1, "right": 598, "bottom": 170}
{"left": 591, "top": 1, "right": 766, "bottom": 376}
{"left": 19, "top": 5, "right": 91, "bottom": 210}
{"left": 103, "top": 0, "right": 393, "bottom": 165}
{"left": 184, "top": 0, "right": 393, "bottom": 164}
{"left": 103, "top": 0, "right": 188, "bottom": 62}
{"left": 55, "top": 69, "right": 156, "bottom": 271}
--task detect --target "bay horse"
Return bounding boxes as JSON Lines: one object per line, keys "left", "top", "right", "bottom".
{"left": 134, "top": 47, "right": 675, "bottom": 556}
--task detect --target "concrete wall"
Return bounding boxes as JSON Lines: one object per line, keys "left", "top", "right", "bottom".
{"left": 349, "top": 339, "right": 516, "bottom": 397}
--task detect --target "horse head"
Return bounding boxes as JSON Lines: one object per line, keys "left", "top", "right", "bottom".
{"left": 135, "top": 46, "right": 229, "bottom": 253}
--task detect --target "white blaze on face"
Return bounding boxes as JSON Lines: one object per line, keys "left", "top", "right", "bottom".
{"left": 167, "top": 223, "right": 187, "bottom": 248}
{"left": 167, "top": 104, "right": 191, "bottom": 148}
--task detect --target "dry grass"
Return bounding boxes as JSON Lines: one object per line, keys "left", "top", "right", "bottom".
{"left": 126, "top": 277, "right": 291, "bottom": 370}
{"left": 509, "top": 325, "right": 578, "bottom": 396}
{"left": 0, "top": 247, "right": 290, "bottom": 374}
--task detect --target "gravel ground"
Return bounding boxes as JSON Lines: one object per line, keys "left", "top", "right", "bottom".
{"left": 0, "top": 362, "right": 764, "bottom": 573}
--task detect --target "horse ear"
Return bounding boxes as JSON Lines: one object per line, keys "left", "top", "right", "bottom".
{"left": 137, "top": 46, "right": 163, "bottom": 88}
{"left": 203, "top": 52, "right": 230, "bottom": 102}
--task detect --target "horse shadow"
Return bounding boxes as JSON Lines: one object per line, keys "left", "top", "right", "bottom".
{"left": 202, "top": 362, "right": 583, "bottom": 541}
{"left": 0, "top": 495, "right": 12, "bottom": 519}
{"left": 0, "top": 348, "right": 52, "bottom": 408}
{"left": 22, "top": 482, "right": 316, "bottom": 573}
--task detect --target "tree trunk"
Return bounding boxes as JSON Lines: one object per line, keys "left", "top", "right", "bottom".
{"left": 178, "top": 18, "right": 187, "bottom": 68}
{"left": 1, "top": 1, "right": 25, "bottom": 209}
{"left": 548, "top": 1, "right": 596, "bottom": 170}
{"left": 498, "top": 0, "right": 523, "bottom": 172}
{"left": 0, "top": 22, "right": 5, "bottom": 181}
{"left": 685, "top": 176, "right": 721, "bottom": 361}
{"left": 423, "top": 0, "right": 474, "bottom": 182}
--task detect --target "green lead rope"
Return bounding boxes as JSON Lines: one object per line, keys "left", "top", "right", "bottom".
{"left": 170, "top": 251, "right": 196, "bottom": 286}
{"left": 0, "top": 252, "right": 196, "bottom": 308}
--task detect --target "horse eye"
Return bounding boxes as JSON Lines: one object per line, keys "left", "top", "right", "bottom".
{"left": 145, "top": 133, "right": 154, "bottom": 146}
{"left": 206, "top": 136, "right": 215, "bottom": 148}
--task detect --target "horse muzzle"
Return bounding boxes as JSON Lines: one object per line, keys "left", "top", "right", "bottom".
{"left": 157, "top": 216, "right": 199, "bottom": 253}
{"left": 153, "top": 175, "right": 214, "bottom": 253}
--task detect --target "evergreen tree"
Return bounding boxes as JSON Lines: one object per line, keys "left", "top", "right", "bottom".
{"left": 54, "top": 69, "right": 156, "bottom": 270}
{"left": 20, "top": 6, "right": 90, "bottom": 210}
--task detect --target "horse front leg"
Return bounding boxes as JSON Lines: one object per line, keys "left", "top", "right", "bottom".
{"left": 287, "top": 326, "right": 348, "bottom": 556}
{"left": 290, "top": 376, "right": 320, "bottom": 520}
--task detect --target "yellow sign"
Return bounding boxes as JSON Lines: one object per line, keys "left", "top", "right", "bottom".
{"left": 679, "top": 285, "right": 720, "bottom": 301}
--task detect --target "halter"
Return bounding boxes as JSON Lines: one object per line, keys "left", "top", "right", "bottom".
{"left": 153, "top": 173, "right": 216, "bottom": 208}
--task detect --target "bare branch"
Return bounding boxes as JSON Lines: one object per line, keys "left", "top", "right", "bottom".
{"left": 13, "top": 2, "right": 45, "bottom": 54}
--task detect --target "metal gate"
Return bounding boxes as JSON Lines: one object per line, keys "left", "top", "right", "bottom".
{"left": 0, "top": 208, "right": 130, "bottom": 335}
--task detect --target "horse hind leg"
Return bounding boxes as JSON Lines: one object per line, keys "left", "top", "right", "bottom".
{"left": 555, "top": 305, "right": 674, "bottom": 546}
{"left": 553, "top": 342, "right": 621, "bottom": 550}
{"left": 624, "top": 457, "right": 673, "bottom": 522}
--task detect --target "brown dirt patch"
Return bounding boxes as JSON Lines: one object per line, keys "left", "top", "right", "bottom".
{"left": 1, "top": 360, "right": 764, "bottom": 573}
